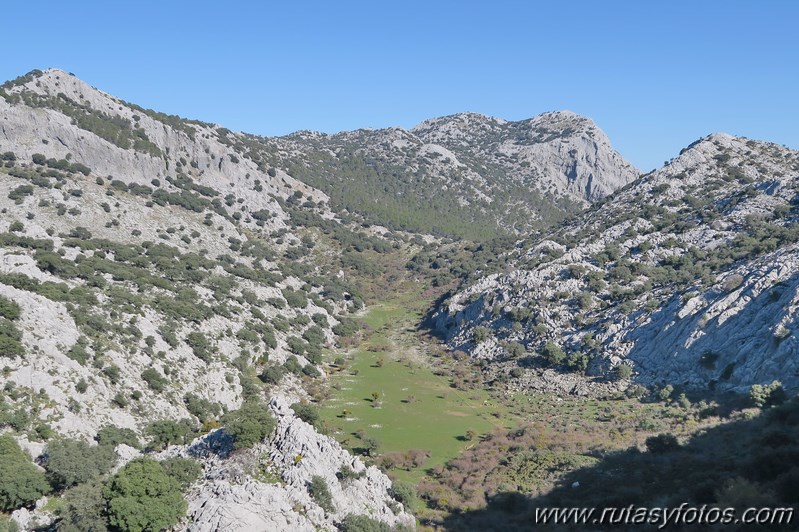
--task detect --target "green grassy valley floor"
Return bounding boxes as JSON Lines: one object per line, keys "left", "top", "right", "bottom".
{"left": 319, "top": 287, "right": 724, "bottom": 524}
{"left": 321, "top": 298, "right": 508, "bottom": 485}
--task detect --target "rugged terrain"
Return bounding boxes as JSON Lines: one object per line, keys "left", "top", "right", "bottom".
{"left": 0, "top": 69, "right": 417, "bottom": 531}
{"left": 436, "top": 132, "right": 799, "bottom": 395}
{"left": 0, "top": 67, "right": 797, "bottom": 531}
{"left": 268, "top": 110, "right": 638, "bottom": 239}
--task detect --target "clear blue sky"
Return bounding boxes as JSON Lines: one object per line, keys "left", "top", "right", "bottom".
{"left": 3, "top": 1, "right": 797, "bottom": 171}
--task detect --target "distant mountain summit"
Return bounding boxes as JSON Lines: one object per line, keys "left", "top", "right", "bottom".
{"left": 412, "top": 110, "right": 637, "bottom": 202}
{"left": 274, "top": 109, "right": 638, "bottom": 239}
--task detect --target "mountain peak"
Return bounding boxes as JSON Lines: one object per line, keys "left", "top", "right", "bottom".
{"left": 407, "top": 109, "right": 638, "bottom": 204}
{"left": 411, "top": 112, "right": 506, "bottom": 139}
{"left": 667, "top": 132, "right": 782, "bottom": 173}
{"left": 5, "top": 68, "right": 83, "bottom": 94}
{"left": 35, "top": 67, "right": 73, "bottom": 80}
{"left": 530, "top": 110, "right": 597, "bottom": 129}
{"left": 412, "top": 110, "right": 607, "bottom": 145}
{"left": 535, "top": 109, "right": 584, "bottom": 120}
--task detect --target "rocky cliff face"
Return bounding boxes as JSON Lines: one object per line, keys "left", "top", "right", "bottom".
{"left": 0, "top": 70, "right": 326, "bottom": 230}
{"left": 436, "top": 133, "right": 799, "bottom": 394}
{"left": 185, "top": 398, "right": 412, "bottom": 531}
{"left": 412, "top": 111, "right": 636, "bottom": 201}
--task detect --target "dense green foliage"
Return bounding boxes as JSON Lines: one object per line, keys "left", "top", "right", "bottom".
{"left": 339, "top": 514, "right": 394, "bottom": 532}
{"left": 0, "top": 317, "right": 24, "bottom": 358}
{"left": 291, "top": 402, "right": 320, "bottom": 428}
{"left": 750, "top": 380, "right": 786, "bottom": 408}
{"left": 141, "top": 368, "right": 168, "bottom": 392}
{"left": 145, "top": 419, "right": 195, "bottom": 450}
{"left": 0, "top": 435, "right": 50, "bottom": 511}
{"left": 185, "top": 332, "right": 212, "bottom": 362}
{"left": 281, "top": 287, "right": 308, "bottom": 309}
{"left": 95, "top": 426, "right": 140, "bottom": 449}
{"left": 0, "top": 294, "right": 23, "bottom": 359}
{"left": 391, "top": 480, "right": 417, "bottom": 508}
{"left": 160, "top": 457, "right": 202, "bottom": 489}
{"left": 183, "top": 394, "right": 222, "bottom": 424}
{"left": 0, "top": 295, "right": 21, "bottom": 320}
{"left": 541, "top": 342, "right": 565, "bottom": 365}
{"left": 276, "top": 139, "right": 577, "bottom": 240}
{"left": 44, "top": 438, "right": 116, "bottom": 489}
{"left": 104, "top": 458, "right": 187, "bottom": 532}
{"left": 0, "top": 514, "right": 20, "bottom": 532}
{"left": 222, "top": 400, "right": 276, "bottom": 449}
{"left": 57, "top": 480, "right": 108, "bottom": 532}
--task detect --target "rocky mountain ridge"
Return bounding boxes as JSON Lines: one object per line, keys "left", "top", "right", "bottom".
{"left": 0, "top": 68, "right": 413, "bottom": 530}
{"left": 0, "top": 69, "right": 325, "bottom": 230}
{"left": 2, "top": 69, "right": 639, "bottom": 241}
{"left": 435, "top": 132, "right": 799, "bottom": 395}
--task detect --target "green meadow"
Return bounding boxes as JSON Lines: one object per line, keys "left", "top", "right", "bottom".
{"left": 321, "top": 298, "right": 514, "bottom": 484}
